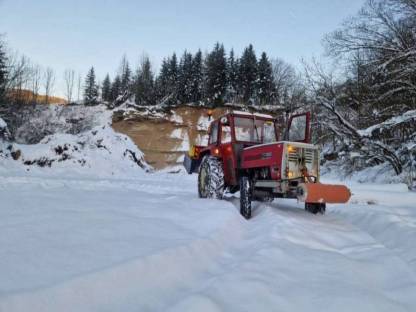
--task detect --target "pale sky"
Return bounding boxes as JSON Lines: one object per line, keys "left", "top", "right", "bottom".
{"left": 0, "top": 0, "right": 365, "bottom": 97}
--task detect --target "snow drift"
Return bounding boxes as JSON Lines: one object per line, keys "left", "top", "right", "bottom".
{"left": 0, "top": 104, "right": 151, "bottom": 177}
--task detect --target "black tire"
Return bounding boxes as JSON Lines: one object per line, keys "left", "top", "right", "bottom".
{"left": 198, "top": 155, "right": 225, "bottom": 199}
{"left": 240, "top": 176, "right": 252, "bottom": 219}
{"left": 305, "top": 203, "right": 326, "bottom": 215}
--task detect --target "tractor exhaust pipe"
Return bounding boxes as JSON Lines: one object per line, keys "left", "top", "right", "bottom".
{"left": 297, "top": 183, "right": 351, "bottom": 204}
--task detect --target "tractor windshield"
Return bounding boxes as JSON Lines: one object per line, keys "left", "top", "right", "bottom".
{"left": 234, "top": 117, "right": 277, "bottom": 143}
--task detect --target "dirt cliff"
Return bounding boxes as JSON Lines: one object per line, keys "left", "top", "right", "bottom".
{"left": 112, "top": 105, "right": 284, "bottom": 169}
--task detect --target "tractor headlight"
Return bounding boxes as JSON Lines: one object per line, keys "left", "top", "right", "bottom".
{"left": 287, "top": 145, "right": 296, "bottom": 153}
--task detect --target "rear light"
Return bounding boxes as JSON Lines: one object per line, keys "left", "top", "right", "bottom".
{"left": 213, "top": 148, "right": 220, "bottom": 156}
{"left": 189, "top": 146, "right": 201, "bottom": 158}
{"left": 188, "top": 146, "right": 195, "bottom": 157}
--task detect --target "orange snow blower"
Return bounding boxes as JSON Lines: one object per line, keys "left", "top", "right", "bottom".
{"left": 297, "top": 183, "right": 351, "bottom": 204}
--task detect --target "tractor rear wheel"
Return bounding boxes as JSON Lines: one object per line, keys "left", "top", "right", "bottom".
{"left": 305, "top": 203, "right": 326, "bottom": 214}
{"left": 198, "top": 156, "right": 224, "bottom": 199}
{"left": 240, "top": 176, "right": 252, "bottom": 219}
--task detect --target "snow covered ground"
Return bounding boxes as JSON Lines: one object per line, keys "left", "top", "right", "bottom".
{"left": 0, "top": 169, "right": 416, "bottom": 312}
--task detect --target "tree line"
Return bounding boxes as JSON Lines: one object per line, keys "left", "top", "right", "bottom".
{"left": 82, "top": 44, "right": 304, "bottom": 108}
{"left": 0, "top": 39, "right": 304, "bottom": 109}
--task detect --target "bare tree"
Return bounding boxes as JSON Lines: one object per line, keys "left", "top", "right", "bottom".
{"left": 76, "top": 73, "right": 82, "bottom": 103}
{"left": 5, "top": 54, "right": 31, "bottom": 104}
{"left": 30, "top": 64, "right": 41, "bottom": 103}
{"left": 43, "top": 67, "right": 55, "bottom": 104}
{"left": 271, "top": 57, "right": 306, "bottom": 113}
{"left": 303, "top": 59, "right": 404, "bottom": 175}
{"left": 324, "top": 0, "right": 416, "bottom": 110}
{"left": 64, "top": 69, "right": 75, "bottom": 103}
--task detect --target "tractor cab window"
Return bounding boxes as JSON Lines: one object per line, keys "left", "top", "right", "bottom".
{"left": 234, "top": 117, "right": 277, "bottom": 143}
{"left": 209, "top": 121, "right": 219, "bottom": 144}
{"left": 220, "top": 117, "right": 232, "bottom": 143}
{"left": 262, "top": 121, "right": 277, "bottom": 143}
{"left": 235, "top": 117, "right": 260, "bottom": 142}
{"left": 221, "top": 125, "right": 232, "bottom": 143}
{"left": 288, "top": 114, "right": 307, "bottom": 142}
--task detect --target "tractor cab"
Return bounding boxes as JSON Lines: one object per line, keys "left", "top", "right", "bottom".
{"left": 206, "top": 110, "right": 312, "bottom": 147}
{"left": 185, "top": 111, "right": 310, "bottom": 177}
{"left": 209, "top": 111, "right": 279, "bottom": 146}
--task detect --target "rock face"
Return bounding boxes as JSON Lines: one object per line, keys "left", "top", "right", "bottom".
{"left": 112, "top": 107, "right": 231, "bottom": 169}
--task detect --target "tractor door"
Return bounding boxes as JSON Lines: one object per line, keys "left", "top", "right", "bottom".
{"left": 219, "top": 117, "right": 237, "bottom": 186}
{"left": 208, "top": 120, "right": 219, "bottom": 145}
{"left": 287, "top": 112, "right": 311, "bottom": 143}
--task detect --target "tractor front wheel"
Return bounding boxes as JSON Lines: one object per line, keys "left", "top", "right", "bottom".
{"left": 198, "top": 156, "right": 224, "bottom": 199}
{"left": 240, "top": 176, "right": 252, "bottom": 219}
{"left": 305, "top": 203, "right": 326, "bottom": 215}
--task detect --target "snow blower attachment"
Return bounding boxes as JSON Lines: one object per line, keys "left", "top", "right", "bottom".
{"left": 184, "top": 111, "right": 351, "bottom": 219}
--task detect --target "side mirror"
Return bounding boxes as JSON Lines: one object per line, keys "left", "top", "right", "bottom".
{"left": 287, "top": 112, "right": 310, "bottom": 143}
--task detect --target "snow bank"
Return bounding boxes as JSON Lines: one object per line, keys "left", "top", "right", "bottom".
{"left": 0, "top": 104, "right": 151, "bottom": 178}
{"left": 9, "top": 104, "right": 111, "bottom": 144}
{"left": 322, "top": 160, "right": 414, "bottom": 186}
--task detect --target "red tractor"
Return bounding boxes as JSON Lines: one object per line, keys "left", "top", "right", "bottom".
{"left": 184, "top": 111, "right": 351, "bottom": 219}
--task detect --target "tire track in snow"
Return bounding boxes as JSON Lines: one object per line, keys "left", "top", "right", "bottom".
{"left": 165, "top": 200, "right": 416, "bottom": 312}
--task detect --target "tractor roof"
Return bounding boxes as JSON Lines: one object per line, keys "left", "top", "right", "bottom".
{"left": 224, "top": 111, "right": 276, "bottom": 120}
{"left": 231, "top": 110, "right": 274, "bottom": 119}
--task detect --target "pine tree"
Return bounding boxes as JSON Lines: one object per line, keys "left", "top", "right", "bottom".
{"left": 190, "top": 50, "right": 203, "bottom": 103}
{"left": 238, "top": 44, "right": 258, "bottom": 104}
{"left": 155, "top": 58, "right": 170, "bottom": 101}
{"left": 257, "top": 52, "right": 274, "bottom": 105}
{"left": 0, "top": 39, "right": 7, "bottom": 105}
{"left": 155, "top": 53, "right": 178, "bottom": 105}
{"left": 119, "top": 55, "right": 131, "bottom": 94}
{"left": 83, "top": 67, "right": 99, "bottom": 105}
{"left": 204, "top": 42, "right": 227, "bottom": 106}
{"left": 177, "top": 50, "right": 193, "bottom": 104}
{"left": 167, "top": 53, "right": 178, "bottom": 101}
{"left": 226, "top": 48, "right": 239, "bottom": 103}
{"left": 101, "top": 74, "right": 112, "bottom": 102}
{"left": 134, "top": 57, "right": 155, "bottom": 106}
{"left": 110, "top": 75, "right": 121, "bottom": 101}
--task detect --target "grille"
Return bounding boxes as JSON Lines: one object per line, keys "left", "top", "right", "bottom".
{"left": 304, "top": 149, "right": 314, "bottom": 164}
{"left": 288, "top": 147, "right": 314, "bottom": 164}
{"left": 288, "top": 148, "right": 299, "bottom": 162}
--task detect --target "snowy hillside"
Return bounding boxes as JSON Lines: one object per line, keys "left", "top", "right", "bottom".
{"left": 0, "top": 105, "right": 151, "bottom": 178}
